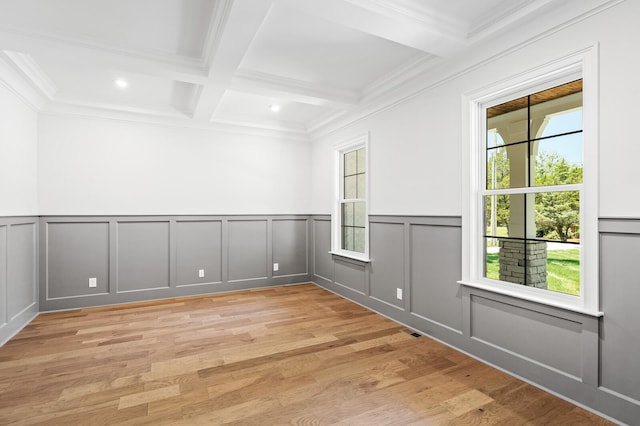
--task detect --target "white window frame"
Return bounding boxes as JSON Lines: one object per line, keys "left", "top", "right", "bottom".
{"left": 331, "top": 133, "right": 370, "bottom": 262}
{"left": 460, "top": 45, "right": 601, "bottom": 316}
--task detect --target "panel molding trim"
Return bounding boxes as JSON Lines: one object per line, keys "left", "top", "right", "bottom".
{"left": 0, "top": 217, "right": 39, "bottom": 346}
{"left": 39, "top": 215, "right": 313, "bottom": 311}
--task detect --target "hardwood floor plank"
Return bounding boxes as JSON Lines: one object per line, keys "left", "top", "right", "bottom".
{"left": 118, "top": 384, "right": 181, "bottom": 409}
{"left": 0, "top": 283, "right": 611, "bottom": 425}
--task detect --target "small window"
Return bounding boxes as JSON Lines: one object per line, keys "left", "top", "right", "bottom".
{"left": 332, "top": 134, "right": 369, "bottom": 261}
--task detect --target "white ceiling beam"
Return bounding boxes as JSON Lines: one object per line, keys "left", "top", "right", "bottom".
{"left": 277, "top": 0, "right": 468, "bottom": 57}
{"left": 192, "top": 0, "right": 274, "bottom": 121}
{"left": 231, "top": 69, "right": 359, "bottom": 108}
{"left": 0, "top": 28, "right": 209, "bottom": 85}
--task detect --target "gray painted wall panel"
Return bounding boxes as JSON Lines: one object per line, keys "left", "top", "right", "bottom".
{"left": 0, "top": 218, "right": 38, "bottom": 346}
{"left": 47, "top": 222, "right": 109, "bottom": 298}
{"left": 117, "top": 221, "right": 170, "bottom": 291}
{"left": 313, "top": 219, "right": 333, "bottom": 281}
{"left": 0, "top": 226, "right": 6, "bottom": 325}
{"left": 272, "top": 219, "right": 307, "bottom": 277}
{"left": 410, "top": 224, "right": 462, "bottom": 332}
{"left": 600, "top": 233, "right": 640, "bottom": 402}
{"left": 470, "top": 294, "right": 582, "bottom": 378}
{"left": 369, "top": 222, "right": 404, "bottom": 308}
{"left": 334, "top": 258, "right": 366, "bottom": 294}
{"left": 228, "top": 220, "right": 268, "bottom": 281}
{"left": 176, "top": 220, "right": 222, "bottom": 286}
{"left": 7, "top": 223, "right": 36, "bottom": 319}
{"left": 37, "top": 215, "right": 311, "bottom": 311}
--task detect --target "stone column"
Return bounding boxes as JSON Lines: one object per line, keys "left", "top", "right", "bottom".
{"left": 498, "top": 240, "right": 547, "bottom": 288}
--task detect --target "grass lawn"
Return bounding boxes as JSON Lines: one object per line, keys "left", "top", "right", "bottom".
{"left": 486, "top": 249, "right": 580, "bottom": 295}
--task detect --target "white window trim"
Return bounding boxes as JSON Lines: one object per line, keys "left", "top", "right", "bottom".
{"left": 330, "top": 133, "right": 370, "bottom": 262}
{"left": 460, "top": 44, "right": 602, "bottom": 316}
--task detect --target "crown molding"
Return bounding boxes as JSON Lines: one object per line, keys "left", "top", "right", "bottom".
{"left": 2, "top": 51, "right": 56, "bottom": 99}
{"left": 41, "top": 101, "right": 310, "bottom": 142}
{"left": 0, "top": 51, "right": 51, "bottom": 109}
{"left": 360, "top": 53, "right": 439, "bottom": 104}
{"left": 212, "top": 113, "right": 308, "bottom": 135}
{"left": 305, "top": 109, "right": 350, "bottom": 135}
{"left": 309, "top": 0, "right": 623, "bottom": 140}
{"left": 468, "top": 0, "right": 555, "bottom": 42}
{"left": 47, "top": 97, "right": 192, "bottom": 119}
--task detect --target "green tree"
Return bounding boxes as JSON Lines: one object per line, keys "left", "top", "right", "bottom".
{"left": 534, "top": 152, "right": 582, "bottom": 242}
{"left": 487, "top": 150, "right": 582, "bottom": 242}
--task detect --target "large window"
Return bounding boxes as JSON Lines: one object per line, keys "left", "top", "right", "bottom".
{"left": 332, "top": 134, "right": 369, "bottom": 261}
{"left": 461, "top": 48, "right": 600, "bottom": 315}
{"left": 484, "top": 80, "right": 583, "bottom": 295}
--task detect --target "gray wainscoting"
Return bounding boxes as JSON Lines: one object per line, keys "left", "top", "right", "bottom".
{"left": 311, "top": 215, "right": 640, "bottom": 424}
{"left": 176, "top": 220, "right": 222, "bottom": 286}
{"left": 0, "top": 217, "right": 38, "bottom": 346}
{"left": 40, "top": 215, "right": 311, "bottom": 311}
{"left": 599, "top": 219, "right": 640, "bottom": 414}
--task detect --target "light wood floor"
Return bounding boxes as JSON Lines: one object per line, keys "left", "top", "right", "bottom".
{"left": 0, "top": 283, "right": 611, "bottom": 425}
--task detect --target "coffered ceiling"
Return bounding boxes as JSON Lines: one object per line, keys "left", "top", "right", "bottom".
{"left": 0, "top": 0, "right": 610, "bottom": 137}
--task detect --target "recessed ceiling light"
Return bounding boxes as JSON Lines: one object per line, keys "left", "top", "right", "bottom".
{"left": 114, "top": 79, "right": 128, "bottom": 89}
{"left": 268, "top": 104, "right": 280, "bottom": 112}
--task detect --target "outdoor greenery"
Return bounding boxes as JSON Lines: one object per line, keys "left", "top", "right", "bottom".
{"left": 487, "top": 150, "right": 582, "bottom": 242}
{"left": 486, "top": 249, "right": 580, "bottom": 295}
{"left": 485, "top": 148, "right": 582, "bottom": 295}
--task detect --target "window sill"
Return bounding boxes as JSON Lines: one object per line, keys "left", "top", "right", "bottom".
{"left": 329, "top": 251, "right": 371, "bottom": 263}
{"left": 458, "top": 280, "right": 603, "bottom": 317}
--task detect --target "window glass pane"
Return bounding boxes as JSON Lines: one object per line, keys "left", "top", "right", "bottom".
{"left": 484, "top": 237, "right": 500, "bottom": 280}
{"left": 538, "top": 107, "right": 582, "bottom": 139}
{"left": 354, "top": 202, "right": 366, "bottom": 227}
{"left": 484, "top": 194, "right": 525, "bottom": 239}
{"left": 486, "top": 238, "right": 581, "bottom": 296}
{"left": 486, "top": 146, "right": 511, "bottom": 189}
{"left": 487, "top": 143, "right": 528, "bottom": 189}
{"left": 354, "top": 228, "right": 365, "bottom": 253}
{"left": 342, "top": 226, "right": 354, "bottom": 251}
{"left": 530, "top": 85, "right": 582, "bottom": 139}
{"left": 342, "top": 202, "right": 354, "bottom": 226}
{"left": 356, "top": 148, "right": 366, "bottom": 174}
{"left": 356, "top": 174, "right": 366, "bottom": 198}
{"left": 486, "top": 129, "right": 505, "bottom": 149}
{"left": 344, "top": 151, "right": 357, "bottom": 176}
{"left": 533, "top": 134, "right": 583, "bottom": 186}
{"left": 544, "top": 242, "right": 580, "bottom": 296}
{"left": 534, "top": 191, "right": 580, "bottom": 243}
{"left": 487, "top": 96, "right": 528, "bottom": 146}
{"left": 344, "top": 175, "right": 357, "bottom": 199}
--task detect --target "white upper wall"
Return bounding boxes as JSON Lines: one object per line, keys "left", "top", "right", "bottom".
{"left": 311, "top": 0, "right": 637, "bottom": 218}
{"left": 0, "top": 83, "right": 38, "bottom": 216}
{"left": 38, "top": 115, "right": 311, "bottom": 215}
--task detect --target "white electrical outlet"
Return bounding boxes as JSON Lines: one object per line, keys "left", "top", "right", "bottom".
{"left": 198, "top": 269, "right": 205, "bottom": 278}
{"left": 396, "top": 288, "right": 403, "bottom": 300}
{"left": 89, "top": 277, "right": 97, "bottom": 288}
{"left": 273, "top": 263, "right": 279, "bottom": 272}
